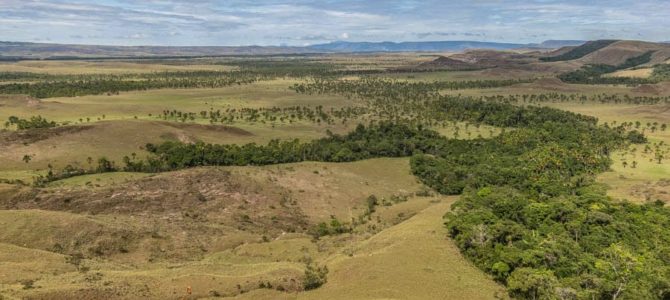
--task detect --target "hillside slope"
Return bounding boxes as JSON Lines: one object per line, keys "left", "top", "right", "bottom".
{"left": 578, "top": 40, "right": 670, "bottom": 66}
{"left": 0, "top": 159, "right": 507, "bottom": 299}
{"left": 236, "top": 199, "right": 507, "bottom": 300}
{"left": 541, "top": 40, "right": 670, "bottom": 66}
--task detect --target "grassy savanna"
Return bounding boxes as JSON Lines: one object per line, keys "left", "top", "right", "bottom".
{"left": 1, "top": 49, "right": 670, "bottom": 299}
{"left": 544, "top": 102, "right": 670, "bottom": 203}
{"left": 0, "top": 74, "right": 509, "bottom": 181}
{"left": 0, "top": 79, "right": 354, "bottom": 124}
{"left": 0, "top": 79, "right": 362, "bottom": 176}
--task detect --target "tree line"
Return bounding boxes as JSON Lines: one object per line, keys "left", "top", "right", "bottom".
{"left": 0, "top": 71, "right": 265, "bottom": 98}
{"left": 5, "top": 115, "right": 57, "bottom": 130}
{"left": 157, "top": 105, "right": 365, "bottom": 127}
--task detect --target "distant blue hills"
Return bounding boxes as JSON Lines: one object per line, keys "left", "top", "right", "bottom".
{"left": 308, "top": 40, "right": 586, "bottom": 52}
{"left": 0, "top": 39, "right": 588, "bottom": 59}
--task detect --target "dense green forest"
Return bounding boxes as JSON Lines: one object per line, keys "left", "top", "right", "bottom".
{"left": 540, "top": 40, "right": 619, "bottom": 62}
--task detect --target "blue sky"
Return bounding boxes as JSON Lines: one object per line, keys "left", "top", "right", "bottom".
{"left": 1, "top": 0, "right": 668, "bottom": 46}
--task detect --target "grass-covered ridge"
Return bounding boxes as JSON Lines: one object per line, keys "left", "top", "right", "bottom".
{"left": 559, "top": 51, "right": 656, "bottom": 85}
{"left": 540, "top": 40, "right": 619, "bottom": 62}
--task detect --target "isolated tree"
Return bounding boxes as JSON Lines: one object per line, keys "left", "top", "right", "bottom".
{"left": 507, "top": 268, "right": 559, "bottom": 300}
{"left": 595, "top": 244, "right": 642, "bottom": 300}
{"left": 303, "top": 263, "right": 328, "bottom": 290}
{"left": 96, "top": 157, "right": 115, "bottom": 172}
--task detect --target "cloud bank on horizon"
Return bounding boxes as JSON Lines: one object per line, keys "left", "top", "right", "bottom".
{"left": 1, "top": 0, "right": 668, "bottom": 46}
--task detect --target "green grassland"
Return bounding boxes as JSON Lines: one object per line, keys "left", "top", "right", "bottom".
{"left": 0, "top": 75, "right": 507, "bottom": 179}
{"left": 0, "top": 79, "right": 359, "bottom": 174}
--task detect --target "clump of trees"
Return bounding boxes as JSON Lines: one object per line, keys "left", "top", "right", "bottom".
{"left": 310, "top": 217, "right": 352, "bottom": 238}
{"left": 6, "top": 115, "right": 57, "bottom": 130}
{"left": 303, "top": 263, "right": 328, "bottom": 290}
{"left": 652, "top": 64, "right": 670, "bottom": 81}
{"left": 32, "top": 157, "right": 116, "bottom": 187}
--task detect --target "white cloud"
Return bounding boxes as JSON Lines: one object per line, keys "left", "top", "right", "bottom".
{"left": 0, "top": 0, "right": 668, "bottom": 46}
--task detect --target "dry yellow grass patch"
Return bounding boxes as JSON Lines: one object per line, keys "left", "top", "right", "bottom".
{"left": 607, "top": 68, "right": 653, "bottom": 78}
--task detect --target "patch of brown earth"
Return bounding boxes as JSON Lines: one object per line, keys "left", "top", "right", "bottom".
{"left": 161, "top": 121, "right": 254, "bottom": 136}
{"left": 0, "top": 125, "right": 92, "bottom": 145}
{"left": 632, "top": 84, "right": 663, "bottom": 95}
{"left": 629, "top": 179, "right": 670, "bottom": 202}
{"left": 0, "top": 95, "right": 42, "bottom": 108}
{"left": 0, "top": 167, "right": 311, "bottom": 262}
{"left": 512, "top": 77, "right": 579, "bottom": 92}
{"left": 412, "top": 56, "right": 486, "bottom": 71}
{"left": 2, "top": 168, "right": 309, "bottom": 235}
{"left": 449, "top": 50, "right": 537, "bottom": 67}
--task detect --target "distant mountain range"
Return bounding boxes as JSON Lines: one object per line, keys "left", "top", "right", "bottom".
{"left": 0, "top": 41, "right": 313, "bottom": 60}
{"left": 0, "top": 40, "right": 588, "bottom": 59}
{"left": 308, "top": 40, "right": 586, "bottom": 52}
{"left": 527, "top": 40, "right": 587, "bottom": 49}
